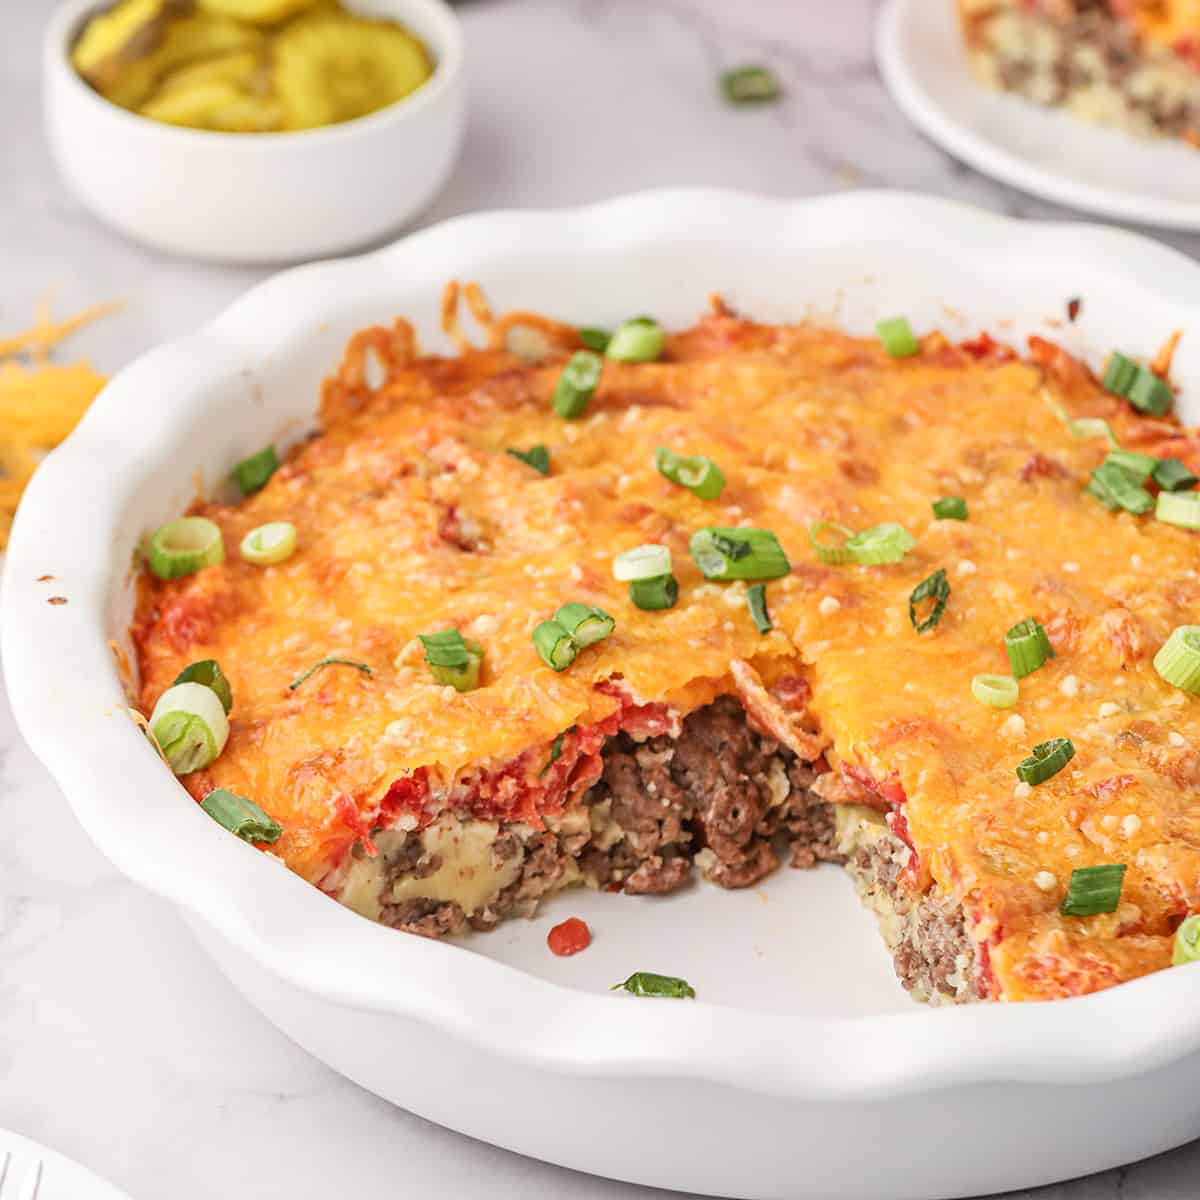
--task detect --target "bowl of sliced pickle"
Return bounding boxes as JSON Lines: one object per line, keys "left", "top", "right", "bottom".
{"left": 44, "top": 0, "right": 465, "bottom": 263}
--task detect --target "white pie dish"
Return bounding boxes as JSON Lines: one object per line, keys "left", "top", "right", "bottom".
{"left": 43, "top": 0, "right": 466, "bottom": 264}
{"left": 5, "top": 189, "right": 1200, "bottom": 1199}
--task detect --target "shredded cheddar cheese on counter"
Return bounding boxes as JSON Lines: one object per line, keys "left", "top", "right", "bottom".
{"left": 0, "top": 303, "right": 114, "bottom": 547}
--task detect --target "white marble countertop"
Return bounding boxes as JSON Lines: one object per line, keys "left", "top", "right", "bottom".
{"left": 3, "top": 2, "right": 1199, "bottom": 1197}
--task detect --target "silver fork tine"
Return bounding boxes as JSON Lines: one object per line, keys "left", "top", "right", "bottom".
{"left": 19, "top": 1160, "right": 42, "bottom": 1200}
{"left": 0, "top": 1152, "right": 10, "bottom": 1197}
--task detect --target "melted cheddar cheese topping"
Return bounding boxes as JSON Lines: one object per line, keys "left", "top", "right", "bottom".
{"left": 133, "top": 296, "right": 1200, "bottom": 1002}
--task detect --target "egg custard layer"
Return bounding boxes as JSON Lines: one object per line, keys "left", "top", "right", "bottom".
{"left": 132, "top": 291, "right": 1200, "bottom": 1003}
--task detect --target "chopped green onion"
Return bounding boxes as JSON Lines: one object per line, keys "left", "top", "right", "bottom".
{"left": 578, "top": 327, "right": 611, "bottom": 353}
{"left": 611, "top": 972, "right": 695, "bottom": 999}
{"left": 533, "top": 620, "right": 578, "bottom": 671}
{"left": 654, "top": 446, "right": 725, "bottom": 500}
{"left": 552, "top": 350, "right": 602, "bottom": 419}
{"left": 240, "top": 521, "right": 297, "bottom": 566}
{"left": 1104, "top": 450, "right": 1157, "bottom": 482}
{"left": 1087, "top": 462, "right": 1154, "bottom": 515}
{"left": 507, "top": 445, "right": 550, "bottom": 475}
{"left": 845, "top": 522, "right": 915, "bottom": 566}
{"left": 147, "top": 516, "right": 224, "bottom": 581}
{"left": 418, "top": 629, "right": 484, "bottom": 692}
{"left": 553, "top": 602, "right": 615, "bottom": 646}
{"left": 1153, "top": 626, "right": 1200, "bottom": 694}
{"left": 1068, "top": 417, "right": 1119, "bottom": 446}
{"left": 613, "top": 544, "right": 672, "bottom": 582}
{"left": 606, "top": 317, "right": 664, "bottom": 363}
{"left": 1156, "top": 490, "right": 1200, "bottom": 530}
{"left": 288, "top": 656, "right": 372, "bottom": 691}
{"left": 1016, "top": 737, "right": 1075, "bottom": 786}
{"left": 630, "top": 575, "right": 678, "bottom": 611}
{"left": 1128, "top": 368, "right": 1173, "bottom": 416}
{"left": 909, "top": 568, "right": 950, "bottom": 634}
{"left": 1153, "top": 457, "right": 1198, "bottom": 492}
{"left": 876, "top": 317, "right": 920, "bottom": 358}
{"left": 807, "top": 520, "right": 854, "bottom": 565}
{"left": 932, "top": 496, "right": 968, "bottom": 521}
{"left": 1060, "top": 863, "right": 1126, "bottom": 917}
{"left": 200, "top": 788, "right": 281, "bottom": 844}
{"left": 149, "top": 682, "right": 229, "bottom": 776}
{"left": 1004, "top": 617, "right": 1055, "bottom": 679}
{"left": 720, "top": 64, "right": 781, "bottom": 105}
{"left": 233, "top": 445, "right": 278, "bottom": 496}
{"left": 1102, "top": 352, "right": 1138, "bottom": 398}
{"left": 1173, "top": 914, "right": 1200, "bottom": 966}
{"left": 747, "top": 583, "right": 771, "bottom": 633}
{"left": 540, "top": 728, "right": 573, "bottom": 777}
{"left": 971, "top": 673, "right": 1018, "bottom": 709}
{"left": 689, "top": 526, "right": 790, "bottom": 580}
{"left": 173, "top": 659, "right": 233, "bottom": 715}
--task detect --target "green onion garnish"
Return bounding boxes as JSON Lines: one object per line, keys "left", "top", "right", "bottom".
{"left": 1004, "top": 617, "right": 1055, "bottom": 679}
{"left": 149, "top": 682, "right": 230, "bottom": 775}
{"left": 147, "top": 516, "right": 225, "bottom": 581}
{"left": 552, "top": 350, "right": 603, "bottom": 419}
{"left": 932, "top": 497, "right": 968, "bottom": 521}
{"left": 613, "top": 544, "right": 672, "bottom": 582}
{"left": 1104, "top": 450, "right": 1157, "bottom": 482}
{"left": 1153, "top": 457, "right": 1198, "bottom": 492}
{"left": 844, "top": 522, "right": 916, "bottom": 566}
{"left": 1156, "top": 490, "right": 1200, "bottom": 530}
{"left": 578, "top": 327, "right": 611, "bottom": 353}
{"left": 654, "top": 446, "right": 725, "bottom": 500}
{"left": 807, "top": 520, "right": 854, "bottom": 565}
{"left": 240, "top": 521, "right": 297, "bottom": 566}
{"left": 507, "top": 445, "right": 550, "bottom": 475}
{"left": 1016, "top": 737, "right": 1075, "bottom": 786}
{"left": 606, "top": 317, "right": 665, "bottom": 364}
{"left": 909, "top": 568, "right": 950, "bottom": 634}
{"left": 1173, "top": 914, "right": 1200, "bottom": 966}
{"left": 418, "top": 629, "right": 484, "bottom": 692}
{"left": 876, "top": 317, "right": 920, "bottom": 358}
{"left": 1069, "top": 417, "right": 1119, "bottom": 446}
{"left": 611, "top": 972, "right": 695, "bottom": 999}
{"left": 1153, "top": 626, "right": 1200, "bottom": 694}
{"left": 1087, "top": 462, "right": 1154, "bottom": 515}
{"left": 553, "top": 602, "right": 615, "bottom": 646}
{"left": 200, "top": 788, "right": 281, "bottom": 844}
{"left": 540, "top": 728, "right": 572, "bottom": 777}
{"left": 630, "top": 575, "right": 678, "bottom": 611}
{"left": 747, "top": 583, "right": 771, "bottom": 633}
{"left": 288, "top": 656, "right": 373, "bottom": 691}
{"left": 533, "top": 620, "right": 578, "bottom": 671}
{"left": 1128, "top": 368, "right": 1173, "bottom": 416}
{"left": 1102, "top": 352, "right": 1138, "bottom": 398}
{"left": 720, "top": 64, "right": 781, "bottom": 105}
{"left": 1102, "top": 353, "right": 1173, "bottom": 416}
{"left": 233, "top": 445, "right": 278, "bottom": 496}
{"left": 971, "top": 673, "right": 1018, "bottom": 709}
{"left": 173, "top": 659, "right": 233, "bottom": 715}
{"left": 1060, "top": 863, "right": 1126, "bottom": 917}
{"left": 689, "top": 527, "right": 790, "bottom": 581}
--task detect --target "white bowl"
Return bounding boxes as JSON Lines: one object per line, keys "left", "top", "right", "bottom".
{"left": 43, "top": 0, "right": 466, "bottom": 264}
{"left": 6, "top": 191, "right": 1200, "bottom": 1199}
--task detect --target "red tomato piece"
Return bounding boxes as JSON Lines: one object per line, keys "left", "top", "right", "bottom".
{"left": 547, "top": 917, "right": 591, "bottom": 957}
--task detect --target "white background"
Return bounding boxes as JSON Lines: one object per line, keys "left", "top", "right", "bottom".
{"left": 2, "top": 2, "right": 1200, "bottom": 1197}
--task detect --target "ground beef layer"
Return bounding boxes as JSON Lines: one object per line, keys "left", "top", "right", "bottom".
{"left": 338, "top": 696, "right": 982, "bottom": 1005}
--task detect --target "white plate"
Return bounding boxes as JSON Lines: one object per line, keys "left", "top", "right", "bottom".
{"left": 876, "top": 0, "right": 1200, "bottom": 230}
{"left": 6, "top": 190, "right": 1200, "bottom": 1200}
{"left": 0, "top": 1131, "right": 133, "bottom": 1200}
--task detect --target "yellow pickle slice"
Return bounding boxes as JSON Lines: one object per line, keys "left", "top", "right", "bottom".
{"left": 196, "top": 0, "right": 321, "bottom": 25}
